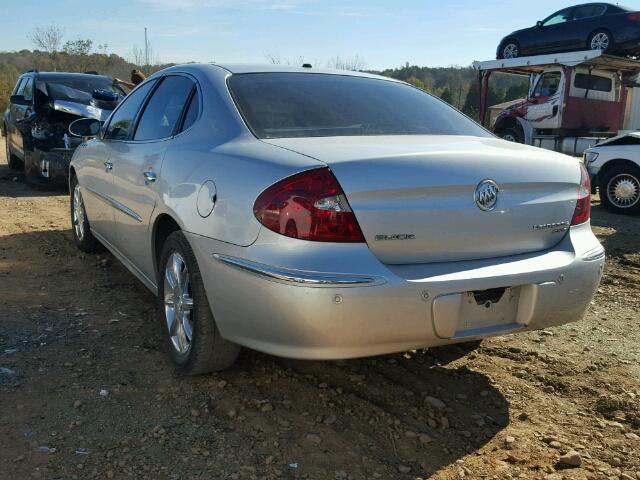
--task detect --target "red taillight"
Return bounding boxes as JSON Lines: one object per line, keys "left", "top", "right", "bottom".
{"left": 571, "top": 163, "right": 591, "bottom": 226}
{"left": 253, "top": 168, "right": 365, "bottom": 242}
{"left": 628, "top": 12, "right": 640, "bottom": 21}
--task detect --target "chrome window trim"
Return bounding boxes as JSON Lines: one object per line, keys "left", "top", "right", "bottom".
{"left": 213, "top": 254, "right": 387, "bottom": 288}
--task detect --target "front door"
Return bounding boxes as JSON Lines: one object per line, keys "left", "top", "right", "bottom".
{"left": 531, "top": 7, "right": 574, "bottom": 54}
{"left": 91, "top": 79, "right": 158, "bottom": 247}
{"left": 9, "top": 77, "right": 34, "bottom": 156}
{"left": 108, "top": 74, "right": 197, "bottom": 283}
{"left": 525, "top": 70, "right": 563, "bottom": 129}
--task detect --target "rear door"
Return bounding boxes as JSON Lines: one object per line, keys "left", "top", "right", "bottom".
{"left": 569, "top": 4, "right": 607, "bottom": 49}
{"left": 109, "top": 74, "right": 197, "bottom": 282}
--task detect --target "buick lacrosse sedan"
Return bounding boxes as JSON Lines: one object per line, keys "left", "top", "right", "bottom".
{"left": 68, "top": 64, "right": 604, "bottom": 373}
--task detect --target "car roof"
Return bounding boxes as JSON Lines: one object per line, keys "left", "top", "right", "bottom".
{"left": 155, "top": 62, "right": 401, "bottom": 83}
{"left": 24, "top": 72, "right": 113, "bottom": 82}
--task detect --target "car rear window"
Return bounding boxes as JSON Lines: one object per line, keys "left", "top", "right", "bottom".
{"left": 228, "top": 73, "right": 491, "bottom": 139}
{"left": 574, "top": 73, "right": 612, "bottom": 92}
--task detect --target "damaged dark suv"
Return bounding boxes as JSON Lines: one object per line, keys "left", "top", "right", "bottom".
{"left": 3, "top": 71, "right": 125, "bottom": 187}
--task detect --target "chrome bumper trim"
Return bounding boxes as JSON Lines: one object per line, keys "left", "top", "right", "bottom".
{"left": 213, "top": 254, "right": 386, "bottom": 288}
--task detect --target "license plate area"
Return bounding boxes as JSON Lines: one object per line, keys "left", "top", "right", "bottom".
{"left": 432, "top": 286, "right": 523, "bottom": 339}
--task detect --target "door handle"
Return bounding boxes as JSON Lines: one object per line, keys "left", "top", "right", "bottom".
{"left": 104, "top": 161, "right": 113, "bottom": 171}
{"left": 143, "top": 171, "right": 157, "bottom": 183}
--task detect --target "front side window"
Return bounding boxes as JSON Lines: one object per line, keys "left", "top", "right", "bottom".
{"left": 21, "top": 78, "right": 34, "bottom": 101}
{"left": 13, "top": 78, "right": 26, "bottom": 95}
{"left": 228, "top": 73, "right": 490, "bottom": 139}
{"left": 134, "top": 76, "right": 195, "bottom": 141}
{"left": 104, "top": 80, "right": 156, "bottom": 141}
{"left": 533, "top": 72, "right": 562, "bottom": 97}
{"left": 543, "top": 8, "right": 572, "bottom": 26}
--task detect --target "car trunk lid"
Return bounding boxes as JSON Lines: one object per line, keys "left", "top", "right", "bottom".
{"left": 263, "top": 135, "right": 581, "bottom": 264}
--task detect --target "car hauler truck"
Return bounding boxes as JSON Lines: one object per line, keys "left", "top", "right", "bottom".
{"left": 473, "top": 50, "right": 640, "bottom": 155}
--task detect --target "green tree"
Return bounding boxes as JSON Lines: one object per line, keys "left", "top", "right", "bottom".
{"left": 439, "top": 87, "right": 453, "bottom": 104}
{"left": 504, "top": 83, "right": 529, "bottom": 102}
{"left": 63, "top": 39, "right": 93, "bottom": 56}
{"left": 462, "top": 80, "right": 503, "bottom": 121}
{"left": 406, "top": 76, "right": 430, "bottom": 92}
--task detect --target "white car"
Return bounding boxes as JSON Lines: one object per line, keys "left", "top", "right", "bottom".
{"left": 585, "top": 132, "right": 640, "bottom": 215}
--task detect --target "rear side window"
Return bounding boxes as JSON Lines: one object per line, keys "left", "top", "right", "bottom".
{"left": 572, "top": 5, "right": 606, "bottom": 19}
{"left": 104, "top": 80, "right": 156, "bottom": 140}
{"left": 180, "top": 91, "right": 200, "bottom": 132}
{"left": 134, "top": 76, "right": 195, "bottom": 141}
{"left": 228, "top": 73, "right": 491, "bottom": 139}
{"left": 574, "top": 73, "right": 612, "bottom": 92}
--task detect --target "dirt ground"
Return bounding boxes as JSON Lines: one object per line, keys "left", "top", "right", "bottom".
{"left": 0, "top": 136, "right": 638, "bottom": 480}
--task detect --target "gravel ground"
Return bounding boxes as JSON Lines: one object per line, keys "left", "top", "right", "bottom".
{"left": 0, "top": 136, "right": 639, "bottom": 480}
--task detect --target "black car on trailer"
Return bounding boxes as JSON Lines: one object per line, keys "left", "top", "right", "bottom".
{"left": 497, "top": 3, "right": 640, "bottom": 59}
{"left": 3, "top": 71, "right": 124, "bottom": 187}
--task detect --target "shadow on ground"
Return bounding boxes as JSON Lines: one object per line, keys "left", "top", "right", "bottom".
{"left": 0, "top": 228, "right": 509, "bottom": 479}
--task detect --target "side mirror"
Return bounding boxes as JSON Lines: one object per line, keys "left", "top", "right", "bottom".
{"left": 10, "top": 94, "right": 29, "bottom": 106}
{"left": 69, "top": 118, "right": 102, "bottom": 138}
{"left": 536, "top": 21, "right": 543, "bottom": 28}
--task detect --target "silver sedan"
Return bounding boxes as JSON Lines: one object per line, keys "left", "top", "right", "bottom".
{"left": 68, "top": 64, "right": 604, "bottom": 373}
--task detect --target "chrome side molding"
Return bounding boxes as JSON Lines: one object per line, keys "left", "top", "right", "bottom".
{"left": 213, "top": 254, "right": 386, "bottom": 288}
{"left": 85, "top": 186, "right": 143, "bottom": 223}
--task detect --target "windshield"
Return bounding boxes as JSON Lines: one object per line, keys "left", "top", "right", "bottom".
{"left": 37, "top": 77, "right": 125, "bottom": 104}
{"left": 228, "top": 73, "right": 491, "bottom": 139}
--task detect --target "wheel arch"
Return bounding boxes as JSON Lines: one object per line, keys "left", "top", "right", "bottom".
{"left": 587, "top": 27, "right": 615, "bottom": 47}
{"left": 598, "top": 158, "right": 639, "bottom": 177}
{"left": 494, "top": 116, "right": 532, "bottom": 144}
{"left": 152, "top": 213, "right": 183, "bottom": 275}
{"left": 498, "top": 37, "right": 520, "bottom": 58}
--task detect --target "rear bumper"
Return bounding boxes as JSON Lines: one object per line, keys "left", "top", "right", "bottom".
{"left": 186, "top": 222, "right": 604, "bottom": 360}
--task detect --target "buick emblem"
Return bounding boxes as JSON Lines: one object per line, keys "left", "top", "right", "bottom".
{"left": 474, "top": 179, "right": 499, "bottom": 211}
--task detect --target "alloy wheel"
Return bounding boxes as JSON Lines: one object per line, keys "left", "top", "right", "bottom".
{"left": 590, "top": 33, "right": 610, "bottom": 51}
{"left": 503, "top": 43, "right": 519, "bottom": 59}
{"left": 164, "top": 252, "right": 194, "bottom": 355}
{"left": 502, "top": 133, "right": 517, "bottom": 142}
{"left": 607, "top": 173, "right": 640, "bottom": 208}
{"left": 72, "top": 184, "right": 86, "bottom": 241}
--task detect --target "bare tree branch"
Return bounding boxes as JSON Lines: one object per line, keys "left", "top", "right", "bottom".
{"left": 29, "top": 24, "right": 65, "bottom": 54}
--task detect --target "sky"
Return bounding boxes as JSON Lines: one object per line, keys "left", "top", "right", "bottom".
{"left": 1, "top": 0, "right": 639, "bottom": 70}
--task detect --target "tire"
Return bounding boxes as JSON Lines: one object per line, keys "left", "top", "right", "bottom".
{"left": 70, "top": 175, "right": 101, "bottom": 252}
{"left": 158, "top": 231, "right": 240, "bottom": 374}
{"left": 598, "top": 164, "right": 640, "bottom": 215}
{"left": 500, "top": 127, "right": 524, "bottom": 143}
{"left": 4, "top": 129, "right": 23, "bottom": 170}
{"left": 588, "top": 30, "right": 613, "bottom": 53}
{"left": 499, "top": 41, "right": 520, "bottom": 59}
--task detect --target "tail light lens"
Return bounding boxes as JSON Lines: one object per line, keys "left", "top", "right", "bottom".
{"left": 571, "top": 163, "right": 591, "bottom": 226}
{"left": 628, "top": 12, "right": 640, "bottom": 21}
{"left": 253, "top": 168, "right": 365, "bottom": 242}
